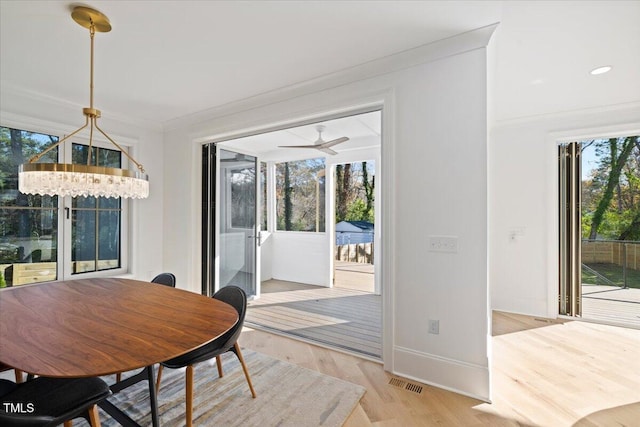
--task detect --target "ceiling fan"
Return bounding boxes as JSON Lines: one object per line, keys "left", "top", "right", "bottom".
{"left": 279, "top": 125, "right": 349, "bottom": 155}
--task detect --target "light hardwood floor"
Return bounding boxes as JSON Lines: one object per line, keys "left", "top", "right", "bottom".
{"left": 240, "top": 311, "right": 640, "bottom": 426}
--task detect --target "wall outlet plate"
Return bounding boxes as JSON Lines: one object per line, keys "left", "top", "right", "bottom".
{"left": 428, "top": 236, "right": 458, "bottom": 253}
{"left": 428, "top": 319, "right": 439, "bottom": 334}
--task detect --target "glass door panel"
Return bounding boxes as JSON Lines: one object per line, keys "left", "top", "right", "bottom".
{"left": 218, "top": 149, "right": 259, "bottom": 298}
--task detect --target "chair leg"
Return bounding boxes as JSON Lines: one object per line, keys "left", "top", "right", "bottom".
{"left": 64, "top": 421, "right": 73, "bottom": 427}
{"left": 156, "top": 365, "right": 164, "bottom": 392}
{"left": 234, "top": 343, "right": 256, "bottom": 398}
{"left": 186, "top": 364, "right": 194, "bottom": 427}
{"left": 14, "top": 369, "right": 23, "bottom": 383}
{"left": 88, "top": 404, "right": 102, "bottom": 427}
{"left": 116, "top": 372, "right": 122, "bottom": 383}
{"left": 216, "top": 355, "right": 223, "bottom": 377}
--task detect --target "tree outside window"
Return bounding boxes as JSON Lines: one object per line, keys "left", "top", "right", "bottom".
{"left": 0, "top": 127, "right": 58, "bottom": 286}
{"left": 275, "top": 158, "right": 325, "bottom": 232}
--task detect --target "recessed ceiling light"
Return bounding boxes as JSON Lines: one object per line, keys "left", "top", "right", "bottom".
{"left": 590, "top": 66, "right": 612, "bottom": 75}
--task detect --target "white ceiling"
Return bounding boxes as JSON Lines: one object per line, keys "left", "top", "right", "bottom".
{"left": 218, "top": 110, "right": 382, "bottom": 159}
{"left": 1, "top": 1, "right": 639, "bottom": 133}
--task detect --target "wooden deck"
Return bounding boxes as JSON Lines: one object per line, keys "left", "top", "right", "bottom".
{"left": 247, "top": 265, "right": 381, "bottom": 358}
{"left": 334, "top": 260, "right": 375, "bottom": 292}
{"left": 582, "top": 285, "right": 640, "bottom": 328}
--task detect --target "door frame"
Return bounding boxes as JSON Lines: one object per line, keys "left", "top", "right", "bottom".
{"left": 547, "top": 124, "right": 640, "bottom": 320}
{"left": 195, "top": 98, "right": 394, "bottom": 369}
{"left": 201, "top": 143, "right": 261, "bottom": 298}
{"left": 329, "top": 158, "right": 381, "bottom": 295}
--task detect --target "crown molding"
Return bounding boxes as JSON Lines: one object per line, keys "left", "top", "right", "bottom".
{"left": 164, "top": 23, "right": 499, "bottom": 132}
{"left": 0, "top": 82, "right": 163, "bottom": 133}
{"left": 491, "top": 101, "right": 640, "bottom": 130}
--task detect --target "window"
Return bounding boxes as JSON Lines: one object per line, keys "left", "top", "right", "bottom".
{"left": 0, "top": 128, "right": 59, "bottom": 286}
{"left": 0, "top": 125, "right": 128, "bottom": 287}
{"left": 228, "top": 163, "right": 256, "bottom": 229}
{"left": 71, "top": 144, "right": 122, "bottom": 274}
{"left": 275, "top": 158, "right": 325, "bottom": 232}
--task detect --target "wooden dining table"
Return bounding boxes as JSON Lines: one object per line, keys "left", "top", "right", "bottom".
{"left": 0, "top": 277, "right": 239, "bottom": 426}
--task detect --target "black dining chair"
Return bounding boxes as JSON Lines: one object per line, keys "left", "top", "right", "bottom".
{"left": 0, "top": 362, "right": 23, "bottom": 384}
{"left": 156, "top": 285, "right": 256, "bottom": 427}
{"left": 0, "top": 376, "right": 111, "bottom": 427}
{"left": 150, "top": 272, "right": 176, "bottom": 288}
{"left": 115, "top": 272, "right": 177, "bottom": 384}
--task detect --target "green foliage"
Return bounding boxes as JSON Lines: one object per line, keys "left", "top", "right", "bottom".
{"left": 582, "top": 136, "right": 640, "bottom": 241}
{"left": 276, "top": 158, "right": 326, "bottom": 232}
{"left": 345, "top": 199, "right": 374, "bottom": 223}
{"left": 335, "top": 161, "right": 375, "bottom": 224}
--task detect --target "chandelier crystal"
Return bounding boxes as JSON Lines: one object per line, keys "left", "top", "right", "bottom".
{"left": 18, "top": 6, "right": 149, "bottom": 199}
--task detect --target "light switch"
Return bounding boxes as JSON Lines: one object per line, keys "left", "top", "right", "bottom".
{"left": 428, "top": 236, "right": 458, "bottom": 253}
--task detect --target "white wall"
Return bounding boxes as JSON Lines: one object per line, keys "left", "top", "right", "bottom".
{"left": 490, "top": 104, "right": 640, "bottom": 318}
{"left": 271, "top": 232, "right": 328, "bottom": 286}
{"left": 163, "top": 25, "right": 495, "bottom": 400}
{"left": 0, "top": 86, "right": 165, "bottom": 282}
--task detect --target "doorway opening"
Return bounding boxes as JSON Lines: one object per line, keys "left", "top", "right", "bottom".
{"left": 334, "top": 160, "right": 377, "bottom": 294}
{"left": 559, "top": 136, "right": 640, "bottom": 327}
{"left": 202, "top": 109, "right": 383, "bottom": 358}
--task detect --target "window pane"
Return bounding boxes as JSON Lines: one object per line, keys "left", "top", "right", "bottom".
{"left": 73, "top": 196, "right": 96, "bottom": 209}
{"left": 71, "top": 143, "right": 123, "bottom": 275}
{"left": 1, "top": 127, "right": 59, "bottom": 287}
{"left": 276, "top": 158, "right": 325, "bottom": 232}
{"left": 100, "top": 196, "right": 120, "bottom": 210}
{"left": 0, "top": 208, "right": 58, "bottom": 287}
{"left": 98, "top": 210, "right": 120, "bottom": 270}
{"left": 230, "top": 165, "right": 256, "bottom": 229}
{"left": 72, "top": 209, "right": 96, "bottom": 274}
{"left": 71, "top": 144, "right": 121, "bottom": 168}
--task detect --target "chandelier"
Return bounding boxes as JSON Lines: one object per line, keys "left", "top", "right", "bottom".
{"left": 18, "top": 6, "right": 149, "bottom": 199}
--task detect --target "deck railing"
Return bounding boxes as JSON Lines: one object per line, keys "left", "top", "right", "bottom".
{"left": 582, "top": 240, "right": 640, "bottom": 289}
{"left": 335, "top": 242, "right": 374, "bottom": 264}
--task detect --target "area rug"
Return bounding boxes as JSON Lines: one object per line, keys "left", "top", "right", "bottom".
{"left": 78, "top": 349, "right": 365, "bottom": 427}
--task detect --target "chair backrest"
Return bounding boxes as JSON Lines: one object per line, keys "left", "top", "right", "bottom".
{"left": 0, "top": 377, "right": 111, "bottom": 426}
{"left": 151, "top": 273, "right": 176, "bottom": 287}
{"left": 212, "top": 286, "right": 247, "bottom": 350}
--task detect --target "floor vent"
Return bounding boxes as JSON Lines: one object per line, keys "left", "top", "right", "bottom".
{"left": 389, "top": 377, "right": 423, "bottom": 394}
{"left": 405, "top": 382, "right": 423, "bottom": 394}
{"left": 388, "top": 378, "right": 405, "bottom": 388}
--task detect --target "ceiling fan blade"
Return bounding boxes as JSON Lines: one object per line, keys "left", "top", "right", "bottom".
{"left": 278, "top": 134, "right": 347, "bottom": 156}
{"left": 317, "top": 136, "right": 349, "bottom": 149}
{"left": 278, "top": 144, "right": 325, "bottom": 149}
{"left": 317, "top": 147, "right": 338, "bottom": 155}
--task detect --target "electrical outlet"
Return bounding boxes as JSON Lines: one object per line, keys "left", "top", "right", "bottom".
{"left": 428, "top": 319, "right": 439, "bottom": 334}
{"left": 508, "top": 227, "right": 526, "bottom": 242}
{"left": 428, "top": 236, "right": 458, "bottom": 253}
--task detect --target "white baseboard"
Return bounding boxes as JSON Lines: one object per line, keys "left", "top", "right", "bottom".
{"left": 393, "top": 346, "right": 491, "bottom": 402}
